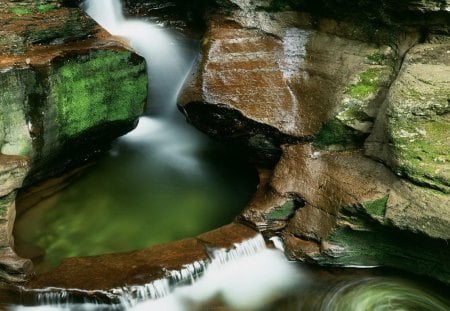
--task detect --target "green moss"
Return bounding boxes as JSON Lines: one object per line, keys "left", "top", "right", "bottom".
{"left": 10, "top": 7, "right": 33, "bottom": 15}
{"left": 36, "top": 4, "right": 57, "bottom": 13}
{"left": 318, "top": 209, "right": 450, "bottom": 285}
{"left": 362, "top": 195, "right": 388, "bottom": 217}
{"left": 265, "top": 200, "right": 296, "bottom": 221}
{"left": 0, "top": 69, "right": 34, "bottom": 156}
{"left": 50, "top": 50, "right": 147, "bottom": 138}
{"left": 313, "top": 119, "right": 366, "bottom": 149}
{"left": 390, "top": 116, "right": 450, "bottom": 193}
{"left": 347, "top": 68, "right": 386, "bottom": 99}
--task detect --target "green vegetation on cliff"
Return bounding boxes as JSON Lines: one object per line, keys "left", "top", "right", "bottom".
{"left": 347, "top": 68, "right": 388, "bottom": 99}
{"left": 266, "top": 199, "right": 298, "bottom": 221}
{"left": 313, "top": 119, "right": 366, "bottom": 149}
{"left": 362, "top": 195, "right": 388, "bottom": 217}
{"left": 390, "top": 116, "right": 450, "bottom": 193}
{"left": 50, "top": 50, "right": 147, "bottom": 137}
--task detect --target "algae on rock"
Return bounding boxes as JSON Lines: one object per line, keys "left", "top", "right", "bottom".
{"left": 0, "top": 0, "right": 148, "bottom": 284}
{"left": 366, "top": 43, "right": 450, "bottom": 193}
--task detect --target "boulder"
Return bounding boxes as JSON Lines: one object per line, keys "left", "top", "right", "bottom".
{"left": 242, "top": 144, "right": 450, "bottom": 284}
{"left": 0, "top": 0, "right": 148, "bottom": 283}
{"left": 179, "top": 12, "right": 399, "bottom": 160}
{"left": 366, "top": 43, "right": 450, "bottom": 193}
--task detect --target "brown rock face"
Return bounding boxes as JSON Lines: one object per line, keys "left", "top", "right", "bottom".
{"left": 26, "top": 223, "right": 258, "bottom": 292}
{"left": 242, "top": 143, "right": 450, "bottom": 283}
{"left": 180, "top": 15, "right": 395, "bottom": 143}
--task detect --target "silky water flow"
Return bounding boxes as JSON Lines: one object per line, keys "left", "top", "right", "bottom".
{"left": 8, "top": 1, "right": 450, "bottom": 310}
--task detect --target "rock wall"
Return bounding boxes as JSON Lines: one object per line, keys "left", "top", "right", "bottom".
{"left": 179, "top": 0, "right": 450, "bottom": 283}
{"left": 0, "top": 0, "right": 147, "bottom": 283}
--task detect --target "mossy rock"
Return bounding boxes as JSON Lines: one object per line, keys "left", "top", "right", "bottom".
{"left": 367, "top": 43, "right": 450, "bottom": 193}
{"left": 316, "top": 204, "right": 450, "bottom": 285}
{"left": 49, "top": 50, "right": 147, "bottom": 138}
{"left": 313, "top": 47, "right": 396, "bottom": 150}
{"left": 0, "top": 46, "right": 147, "bottom": 184}
{"left": 0, "top": 68, "right": 35, "bottom": 156}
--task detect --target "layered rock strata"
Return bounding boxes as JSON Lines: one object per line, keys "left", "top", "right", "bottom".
{"left": 179, "top": 0, "right": 450, "bottom": 283}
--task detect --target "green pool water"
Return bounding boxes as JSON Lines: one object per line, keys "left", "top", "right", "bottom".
{"left": 14, "top": 116, "right": 258, "bottom": 271}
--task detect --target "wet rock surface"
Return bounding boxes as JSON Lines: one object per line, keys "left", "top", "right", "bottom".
{"left": 366, "top": 43, "right": 450, "bottom": 193}
{"left": 243, "top": 144, "right": 450, "bottom": 283}
{"left": 26, "top": 223, "right": 258, "bottom": 291}
{"left": 180, "top": 16, "right": 396, "bottom": 140}
{"left": 0, "top": 155, "right": 32, "bottom": 283}
{"left": 179, "top": 0, "right": 450, "bottom": 284}
{"left": 0, "top": 1, "right": 147, "bottom": 283}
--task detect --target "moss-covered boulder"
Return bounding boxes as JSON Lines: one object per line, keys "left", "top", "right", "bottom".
{"left": 179, "top": 4, "right": 407, "bottom": 160}
{"left": 241, "top": 144, "right": 450, "bottom": 284}
{"left": 366, "top": 43, "right": 450, "bottom": 193}
{"left": 0, "top": 0, "right": 148, "bottom": 283}
{"left": 0, "top": 0, "right": 96, "bottom": 54}
{"left": 0, "top": 45, "right": 147, "bottom": 183}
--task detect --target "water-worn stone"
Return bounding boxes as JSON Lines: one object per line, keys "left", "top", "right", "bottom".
{"left": 180, "top": 14, "right": 396, "bottom": 150}
{"left": 242, "top": 144, "right": 450, "bottom": 283}
{"left": 27, "top": 223, "right": 258, "bottom": 291}
{"left": 366, "top": 43, "right": 450, "bottom": 193}
{"left": 0, "top": 155, "right": 32, "bottom": 283}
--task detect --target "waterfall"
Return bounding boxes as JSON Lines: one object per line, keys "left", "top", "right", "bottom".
{"left": 84, "top": 0, "right": 205, "bottom": 174}
{"left": 12, "top": 2, "right": 301, "bottom": 310}
{"left": 17, "top": 234, "right": 299, "bottom": 310}
{"left": 84, "top": 0, "right": 193, "bottom": 116}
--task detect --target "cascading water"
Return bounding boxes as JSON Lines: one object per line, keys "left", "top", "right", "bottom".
{"left": 85, "top": 0, "right": 204, "bottom": 171}
{"left": 14, "top": 234, "right": 301, "bottom": 311}
{"left": 7, "top": 1, "right": 450, "bottom": 310}
{"left": 14, "top": 0, "right": 258, "bottom": 269}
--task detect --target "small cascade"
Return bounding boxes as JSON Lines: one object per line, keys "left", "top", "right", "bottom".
{"left": 84, "top": 0, "right": 205, "bottom": 173}
{"left": 208, "top": 233, "right": 267, "bottom": 265}
{"left": 116, "top": 260, "right": 207, "bottom": 307}
{"left": 84, "top": 0, "right": 195, "bottom": 116}
{"left": 116, "top": 234, "right": 267, "bottom": 307}
{"left": 18, "top": 234, "right": 296, "bottom": 311}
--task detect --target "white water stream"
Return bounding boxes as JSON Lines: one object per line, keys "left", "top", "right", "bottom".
{"left": 15, "top": 234, "right": 300, "bottom": 311}
{"left": 7, "top": 1, "right": 450, "bottom": 310}
{"left": 85, "top": 0, "right": 205, "bottom": 173}
{"left": 10, "top": 1, "right": 301, "bottom": 310}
